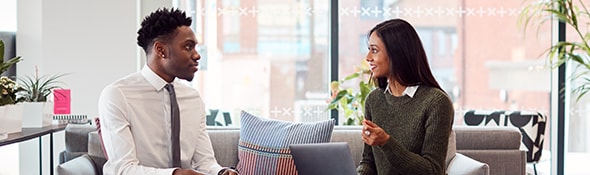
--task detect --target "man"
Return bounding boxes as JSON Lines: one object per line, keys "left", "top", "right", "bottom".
{"left": 98, "top": 8, "right": 238, "bottom": 175}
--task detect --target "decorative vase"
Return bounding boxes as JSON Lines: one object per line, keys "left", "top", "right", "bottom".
{"left": 0, "top": 104, "right": 24, "bottom": 133}
{"left": 21, "top": 102, "right": 54, "bottom": 128}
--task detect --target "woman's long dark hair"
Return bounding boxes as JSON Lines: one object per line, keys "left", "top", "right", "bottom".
{"left": 368, "top": 19, "right": 443, "bottom": 91}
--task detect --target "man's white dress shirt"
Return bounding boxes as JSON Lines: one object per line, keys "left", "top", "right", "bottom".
{"left": 99, "top": 66, "right": 223, "bottom": 175}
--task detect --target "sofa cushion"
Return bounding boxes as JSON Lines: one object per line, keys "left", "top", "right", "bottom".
{"left": 454, "top": 126, "right": 522, "bottom": 150}
{"left": 59, "top": 151, "right": 86, "bottom": 164}
{"left": 236, "top": 111, "right": 335, "bottom": 175}
{"left": 446, "top": 153, "right": 490, "bottom": 175}
{"left": 56, "top": 154, "right": 100, "bottom": 175}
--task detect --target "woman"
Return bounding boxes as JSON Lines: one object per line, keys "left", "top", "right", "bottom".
{"left": 357, "top": 19, "right": 454, "bottom": 175}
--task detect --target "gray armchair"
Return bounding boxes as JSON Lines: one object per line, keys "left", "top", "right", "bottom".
{"left": 57, "top": 124, "right": 106, "bottom": 175}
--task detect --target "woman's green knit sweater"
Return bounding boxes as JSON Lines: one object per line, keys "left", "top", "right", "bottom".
{"left": 356, "top": 86, "right": 454, "bottom": 175}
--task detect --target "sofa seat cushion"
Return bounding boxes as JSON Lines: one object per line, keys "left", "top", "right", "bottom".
{"left": 236, "top": 111, "right": 335, "bottom": 175}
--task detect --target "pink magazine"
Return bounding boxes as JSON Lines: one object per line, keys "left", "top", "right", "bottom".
{"left": 53, "top": 89, "right": 70, "bottom": 114}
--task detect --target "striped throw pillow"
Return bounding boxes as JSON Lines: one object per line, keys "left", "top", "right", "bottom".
{"left": 236, "top": 111, "right": 335, "bottom": 175}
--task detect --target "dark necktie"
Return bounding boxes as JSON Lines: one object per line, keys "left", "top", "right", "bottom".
{"left": 165, "top": 83, "right": 181, "bottom": 167}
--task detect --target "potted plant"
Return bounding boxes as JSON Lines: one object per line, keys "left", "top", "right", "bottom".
{"left": 327, "top": 61, "right": 375, "bottom": 125}
{"left": 0, "top": 39, "right": 23, "bottom": 106}
{"left": 19, "top": 68, "right": 67, "bottom": 102}
{"left": 18, "top": 67, "right": 67, "bottom": 127}
{"left": 520, "top": 0, "right": 590, "bottom": 101}
{"left": 0, "top": 39, "right": 24, "bottom": 135}
{"left": 0, "top": 76, "right": 25, "bottom": 106}
{"left": 0, "top": 76, "right": 26, "bottom": 134}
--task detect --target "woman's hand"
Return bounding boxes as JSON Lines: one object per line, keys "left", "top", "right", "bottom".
{"left": 220, "top": 169, "right": 239, "bottom": 175}
{"left": 362, "top": 119, "right": 390, "bottom": 146}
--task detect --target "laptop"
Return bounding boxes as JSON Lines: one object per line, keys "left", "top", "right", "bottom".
{"left": 289, "top": 142, "right": 357, "bottom": 175}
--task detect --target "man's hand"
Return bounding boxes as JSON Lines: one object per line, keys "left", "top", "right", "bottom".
{"left": 362, "top": 119, "right": 390, "bottom": 146}
{"left": 173, "top": 169, "right": 204, "bottom": 175}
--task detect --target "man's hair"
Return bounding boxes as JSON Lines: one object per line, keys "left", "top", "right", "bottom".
{"left": 137, "top": 8, "right": 192, "bottom": 53}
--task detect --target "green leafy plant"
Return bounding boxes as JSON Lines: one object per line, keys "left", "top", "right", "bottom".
{"left": 18, "top": 67, "right": 67, "bottom": 102}
{"left": 0, "top": 39, "right": 24, "bottom": 106}
{"left": 0, "top": 40, "right": 22, "bottom": 76}
{"left": 327, "top": 61, "right": 375, "bottom": 125}
{"left": 519, "top": 0, "right": 590, "bottom": 101}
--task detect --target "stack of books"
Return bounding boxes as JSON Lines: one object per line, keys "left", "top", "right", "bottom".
{"left": 53, "top": 114, "right": 90, "bottom": 124}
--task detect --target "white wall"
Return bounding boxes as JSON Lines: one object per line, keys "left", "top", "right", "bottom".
{"left": 17, "top": 0, "right": 175, "bottom": 117}
{"left": 0, "top": 0, "right": 16, "bottom": 31}
{"left": 18, "top": 0, "right": 140, "bottom": 117}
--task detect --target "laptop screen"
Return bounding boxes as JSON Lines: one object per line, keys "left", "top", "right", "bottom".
{"left": 289, "top": 142, "right": 357, "bottom": 175}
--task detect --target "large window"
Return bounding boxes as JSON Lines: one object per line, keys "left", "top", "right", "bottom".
{"left": 564, "top": 2, "right": 590, "bottom": 172}
{"left": 177, "top": 0, "right": 590, "bottom": 174}
{"left": 179, "top": 0, "right": 552, "bottom": 124}
{"left": 178, "top": 0, "right": 331, "bottom": 125}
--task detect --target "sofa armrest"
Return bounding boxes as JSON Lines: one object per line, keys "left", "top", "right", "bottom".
{"left": 65, "top": 124, "right": 96, "bottom": 153}
{"left": 56, "top": 154, "right": 100, "bottom": 175}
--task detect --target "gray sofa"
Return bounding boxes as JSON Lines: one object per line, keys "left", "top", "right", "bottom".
{"left": 57, "top": 124, "right": 525, "bottom": 175}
